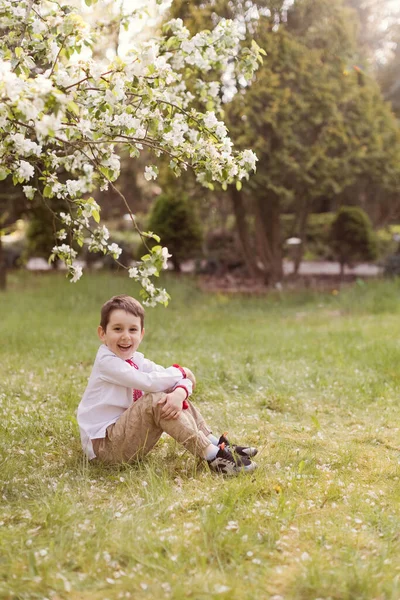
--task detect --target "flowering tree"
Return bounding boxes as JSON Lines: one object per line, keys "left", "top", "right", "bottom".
{"left": 0, "top": 0, "right": 262, "bottom": 304}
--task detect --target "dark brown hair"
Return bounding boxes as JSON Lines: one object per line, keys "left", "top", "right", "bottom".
{"left": 100, "top": 295, "right": 145, "bottom": 331}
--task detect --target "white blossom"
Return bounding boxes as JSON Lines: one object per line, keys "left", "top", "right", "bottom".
{"left": 161, "top": 247, "right": 172, "bottom": 269}
{"left": 144, "top": 166, "right": 158, "bottom": 181}
{"left": 35, "top": 114, "right": 62, "bottom": 139}
{"left": 52, "top": 244, "right": 77, "bottom": 259}
{"left": 22, "top": 186, "right": 36, "bottom": 200}
{"left": 203, "top": 112, "right": 218, "bottom": 129}
{"left": 239, "top": 149, "right": 258, "bottom": 171}
{"left": 70, "top": 264, "right": 83, "bottom": 283}
{"left": 108, "top": 243, "right": 122, "bottom": 259}
{"left": 60, "top": 212, "right": 72, "bottom": 225}
{"left": 0, "top": 0, "right": 262, "bottom": 303}
{"left": 141, "top": 265, "right": 158, "bottom": 277}
{"left": 128, "top": 267, "right": 139, "bottom": 278}
{"left": 17, "top": 161, "right": 34, "bottom": 181}
{"left": 10, "top": 133, "right": 42, "bottom": 157}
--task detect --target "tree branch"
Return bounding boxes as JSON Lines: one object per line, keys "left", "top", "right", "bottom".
{"left": 18, "top": 0, "right": 35, "bottom": 47}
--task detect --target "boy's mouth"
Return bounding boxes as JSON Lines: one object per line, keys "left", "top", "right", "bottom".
{"left": 118, "top": 344, "right": 132, "bottom": 351}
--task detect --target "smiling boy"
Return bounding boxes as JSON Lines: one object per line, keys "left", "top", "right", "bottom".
{"left": 77, "top": 295, "right": 257, "bottom": 475}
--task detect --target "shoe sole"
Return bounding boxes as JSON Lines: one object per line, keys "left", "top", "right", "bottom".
{"left": 210, "top": 461, "right": 258, "bottom": 476}
{"left": 234, "top": 448, "right": 258, "bottom": 458}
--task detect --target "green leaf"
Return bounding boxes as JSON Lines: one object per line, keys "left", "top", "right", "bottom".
{"left": 15, "top": 47, "right": 23, "bottom": 59}
{"left": 84, "top": 0, "right": 92, "bottom": 5}
{"left": 236, "top": 180, "right": 242, "bottom": 191}
{"left": 67, "top": 101, "right": 80, "bottom": 116}
{"left": 43, "top": 185, "right": 53, "bottom": 198}
{"left": 0, "top": 168, "right": 9, "bottom": 181}
{"left": 311, "top": 415, "right": 321, "bottom": 430}
{"left": 92, "top": 210, "right": 100, "bottom": 224}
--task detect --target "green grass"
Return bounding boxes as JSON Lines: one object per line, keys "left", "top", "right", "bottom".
{"left": 1, "top": 272, "right": 400, "bottom": 599}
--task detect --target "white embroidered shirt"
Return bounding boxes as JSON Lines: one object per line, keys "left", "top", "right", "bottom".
{"left": 77, "top": 344, "right": 192, "bottom": 459}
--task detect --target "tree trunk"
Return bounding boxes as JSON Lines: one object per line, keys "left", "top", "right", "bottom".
{"left": 0, "top": 235, "right": 6, "bottom": 291}
{"left": 230, "top": 187, "right": 260, "bottom": 279}
{"left": 255, "top": 195, "right": 283, "bottom": 285}
{"left": 293, "top": 202, "right": 309, "bottom": 275}
{"left": 171, "top": 255, "right": 181, "bottom": 272}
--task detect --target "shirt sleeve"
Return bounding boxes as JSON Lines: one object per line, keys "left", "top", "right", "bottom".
{"left": 98, "top": 354, "right": 189, "bottom": 393}
{"left": 140, "top": 357, "right": 170, "bottom": 373}
{"left": 140, "top": 357, "right": 193, "bottom": 397}
{"left": 172, "top": 379, "right": 192, "bottom": 397}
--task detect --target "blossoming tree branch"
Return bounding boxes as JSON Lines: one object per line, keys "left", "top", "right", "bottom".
{"left": 0, "top": 0, "right": 262, "bottom": 305}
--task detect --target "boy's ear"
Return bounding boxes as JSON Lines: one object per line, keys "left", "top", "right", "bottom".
{"left": 98, "top": 325, "right": 106, "bottom": 342}
{"left": 140, "top": 327, "right": 145, "bottom": 341}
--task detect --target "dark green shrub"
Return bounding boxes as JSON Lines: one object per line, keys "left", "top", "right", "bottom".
{"left": 330, "top": 206, "right": 378, "bottom": 275}
{"left": 376, "top": 225, "right": 400, "bottom": 260}
{"left": 281, "top": 213, "right": 335, "bottom": 260}
{"left": 25, "top": 204, "right": 59, "bottom": 267}
{"left": 200, "top": 228, "right": 244, "bottom": 274}
{"left": 141, "top": 193, "right": 202, "bottom": 271}
{"left": 383, "top": 254, "right": 400, "bottom": 277}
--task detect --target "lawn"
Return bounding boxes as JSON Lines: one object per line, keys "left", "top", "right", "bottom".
{"left": 1, "top": 272, "right": 400, "bottom": 600}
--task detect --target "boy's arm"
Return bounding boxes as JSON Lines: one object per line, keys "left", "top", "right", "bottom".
{"left": 99, "top": 354, "right": 191, "bottom": 393}
{"left": 141, "top": 358, "right": 195, "bottom": 396}
{"left": 181, "top": 366, "right": 196, "bottom": 390}
{"left": 140, "top": 357, "right": 169, "bottom": 373}
{"left": 157, "top": 387, "right": 188, "bottom": 420}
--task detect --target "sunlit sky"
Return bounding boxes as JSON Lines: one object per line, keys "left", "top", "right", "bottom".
{"left": 78, "top": 0, "right": 400, "bottom": 61}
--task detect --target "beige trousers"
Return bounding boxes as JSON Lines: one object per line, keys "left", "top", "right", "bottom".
{"left": 92, "top": 392, "right": 212, "bottom": 464}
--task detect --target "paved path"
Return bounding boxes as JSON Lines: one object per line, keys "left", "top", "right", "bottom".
{"left": 26, "top": 257, "right": 382, "bottom": 277}
{"left": 283, "top": 260, "right": 382, "bottom": 277}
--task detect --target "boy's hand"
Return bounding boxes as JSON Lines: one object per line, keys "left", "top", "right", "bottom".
{"left": 182, "top": 366, "right": 196, "bottom": 390}
{"left": 158, "top": 387, "right": 187, "bottom": 420}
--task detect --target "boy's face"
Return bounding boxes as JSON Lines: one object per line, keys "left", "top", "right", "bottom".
{"left": 98, "top": 309, "right": 144, "bottom": 360}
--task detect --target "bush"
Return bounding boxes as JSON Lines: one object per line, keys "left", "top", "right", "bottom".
{"left": 199, "top": 229, "right": 245, "bottom": 274}
{"left": 281, "top": 213, "right": 335, "bottom": 260}
{"left": 25, "top": 205, "right": 58, "bottom": 264}
{"left": 2, "top": 238, "right": 25, "bottom": 268}
{"left": 330, "top": 206, "right": 378, "bottom": 274}
{"left": 376, "top": 225, "right": 400, "bottom": 260}
{"left": 383, "top": 253, "right": 400, "bottom": 278}
{"left": 141, "top": 193, "right": 203, "bottom": 271}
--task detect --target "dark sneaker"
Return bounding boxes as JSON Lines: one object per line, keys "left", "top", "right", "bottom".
{"left": 208, "top": 444, "right": 257, "bottom": 475}
{"left": 218, "top": 432, "right": 258, "bottom": 458}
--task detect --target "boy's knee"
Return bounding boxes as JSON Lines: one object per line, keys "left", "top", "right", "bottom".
{"left": 141, "top": 391, "right": 166, "bottom": 410}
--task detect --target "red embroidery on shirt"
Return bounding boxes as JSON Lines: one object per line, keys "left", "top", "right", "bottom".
{"left": 172, "top": 364, "right": 187, "bottom": 378}
{"left": 126, "top": 359, "right": 143, "bottom": 402}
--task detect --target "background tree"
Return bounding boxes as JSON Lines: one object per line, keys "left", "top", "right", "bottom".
{"left": 330, "top": 206, "right": 378, "bottom": 277}
{"left": 145, "top": 192, "right": 203, "bottom": 272}
{"left": 0, "top": 181, "right": 27, "bottom": 290}
{"left": 167, "top": 0, "right": 400, "bottom": 283}
{"left": 376, "top": 25, "right": 400, "bottom": 118}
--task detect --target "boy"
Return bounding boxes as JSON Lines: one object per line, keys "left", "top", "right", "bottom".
{"left": 77, "top": 295, "right": 258, "bottom": 475}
